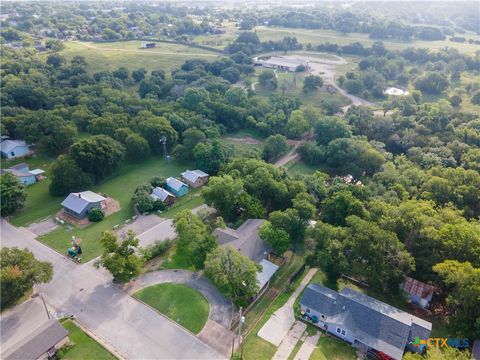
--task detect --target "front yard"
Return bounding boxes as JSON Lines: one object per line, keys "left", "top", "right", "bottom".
{"left": 309, "top": 336, "right": 356, "bottom": 360}
{"left": 134, "top": 283, "right": 209, "bottom": 334}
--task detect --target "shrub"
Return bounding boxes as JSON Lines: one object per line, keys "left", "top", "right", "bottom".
{"left": 88, "top": 208, "right": 104, "bottom": 222}
{"left": 150, "top": 176, "right": 166, "bottom": 188}
{"left": 140, "top": 239, "right": 173, "bottom": 261}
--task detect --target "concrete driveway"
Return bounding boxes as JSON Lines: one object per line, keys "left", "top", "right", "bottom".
{"left": 1, "top": 220, "right": 224, "bottom": 360}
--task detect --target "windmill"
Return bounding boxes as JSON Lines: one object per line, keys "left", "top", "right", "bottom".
{"left": 159, "top": 135, "right": 170, "bottom": 161}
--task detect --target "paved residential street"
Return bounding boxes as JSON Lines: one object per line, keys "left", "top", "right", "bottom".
{"left": 0, "top": 220, "right": 224, "bottom": 359}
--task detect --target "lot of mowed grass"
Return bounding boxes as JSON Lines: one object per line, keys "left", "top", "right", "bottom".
{"left": 255, "top": 26, "right": 480, "bottom": 56}
{"left": 57, "top": 41, "right": 220, "bottom": 73}
{"left": 60, "top": 319, "right": 116, "bottom": 360}
{"left": 309, "top": 336, "right": 356, "bottom": 360}
{"left": 134, "top": 283, "right": 209, "bottom": 334}
{"left": 38, "top": 156, "right": 190, "bottom": 261}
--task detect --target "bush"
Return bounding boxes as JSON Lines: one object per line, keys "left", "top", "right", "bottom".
{"left": 150, "top": 176, "right": 166, "bottom": 188}
{"left": 88, "top": 208, "right": 104, "bottom": 222}
{"left": 140, "top": 239, "right": 173, "bottom": 261}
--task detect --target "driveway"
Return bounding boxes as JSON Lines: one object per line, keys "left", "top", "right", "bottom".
{"left": 131, "top": 270, "right": 233, "bottom": 328}
{"left": 0, "top": 220, "right": 224, "bottom": 360}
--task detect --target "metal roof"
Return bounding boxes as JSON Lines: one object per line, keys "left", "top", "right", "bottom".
{"left": 401, "top": 277, "right": 434, "bottom": 300}
{"left": 29, "top": 168, "right": 45, "bottom": 175}
{"left": 150, "top": 187, "right": 174, "bottom": 202}
{"left": 181, "top": 170, "right": 209, "bottom": 183}
{"left": 166, "top": 177, "right": 188, "bottom": 192}
{"left": 257, "top": 259, "right": 279, "bottom": 289}
{"left": 61, "top": 191, "right": 106, "bottom": 214}
{"left": 0, "top": 139, "right": 27, "bottom": 153}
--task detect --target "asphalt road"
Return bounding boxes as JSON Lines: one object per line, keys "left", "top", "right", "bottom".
{"left": 0, "top": 220, "right": 224, "bottom": 360}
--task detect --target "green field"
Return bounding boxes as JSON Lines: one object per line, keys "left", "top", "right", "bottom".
{"left": 309, "top": 336, "right": 356, "bottom": 360}
{"left": 190, "top": 21, "right": 240, "bottom": 50}
{"left": 57, "top": 41, "right": 220, "bottom": 73}
{"left": 37, "top": 156, "right": 190, "bottom": 261}
{"left": 59, "top": 319, "right": 116, "bottom": 360}
{"left": 255, "top": 26, "right": 480, "bottom": 56}
{"left": 134, "top": 283, "right": 209, "bottom": 334}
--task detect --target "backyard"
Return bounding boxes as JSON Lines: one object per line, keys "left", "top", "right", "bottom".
{"left": 37, "top": 156, "right": 193, "bottom": 261}
{"left": 59, "top": 319, "right": 116, "bottom": 360}
{"left": 134, "top": 283, "right": 209, "bottom": 334}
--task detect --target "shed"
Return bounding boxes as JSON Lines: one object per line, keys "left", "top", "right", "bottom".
{"left": 61, "top": 191, "right": 106, "bottom": 219}
{"left": 150, "top": 187, "right": 175, "bottom": 206}
{"left": 0, "top": 139, "right": 30, "bottom": 159}
{"left": 401, "top": 277, "right": 435, "bottom": 309}
{"left": 165, "top": 177, "right": 189, "bottom": 197}
{"left": 181, "top": 170, "right": 209, "bottom": 188}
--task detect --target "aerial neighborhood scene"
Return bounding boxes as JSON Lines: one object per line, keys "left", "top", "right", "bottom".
{"left": 1, "top": 0, "right": 480, "bottom": 359}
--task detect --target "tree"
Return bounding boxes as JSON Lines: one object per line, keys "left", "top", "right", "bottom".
{"left": 298, "top": 142, "right": 324, "bottom": 165}
{"left": 132, "top": 68, "right": 146, "bottom": 82}
{"left": 433, "top": 260, "right": 480, "bottom": 339}
{"left": 343, "top": 79, "right": 364, "bottom": 94}
{"left": 303, "top": 75, "right": 323, "bottom": 92}
{"left": 1, "top": 173, "right": 27, "bottom": 217}
{"left": 262, "top": 134, "right": 289, "bottom": 162}
{"left": 285, "top": 110, "right": 310, "bottom": 139}
{"left": 136, "top": 114, "right": 178, "bottom": 153}
{"left": 173, "top": 210, "right": 217, "bottom": 269}
{"left": 202, "top": 175, "right": 243, "bottom": 221}
{"left": 88, "top": 208, "right": 104, "bottom": 222}
{"left": 1, "top": 247, "right": 53, "bottom": 308}
{"left": 259, "top": 221, "right": 291, "bottom": 254}
{"left": 193, "top": 140, "right": 232, "bottom": 175}
{"left": 471, "top": 91, "right": 480, "bottom": 105}
{"left": 414, "top": 72, "right": 449, "bottom": 94}
{"left": 95, "top": 231, "right": 143, "bottom": 283}
{"left": 112, "top": 67, "right": 130, "bottom": 80}
{"left": 404, "top": 347, "right": 470, "bottom": 360}
{"left": 321, "top": 190, "right": 365, "bottom": 226}
{"left": 204, "top": 246, "right": 260, "bottom": 306}
{"left": 258, "top": 70, "right": 278, "bottom": 90}
{"left": 46, "top": 54, "right": 65, "bottom": 68}
{"left": 125, "top": 134, "right": 151, "bottom": 162}
{"left": 49, "top": 155, "right": 94, "bottom": 196}
{"left": 314, "top": 116, "right": 352, "bottom": 145}
{"left": 220, "top": 67, "right": 240, "bottom": 84}
{"left": 70, "top": 135, "right": 125, "bottom": 181}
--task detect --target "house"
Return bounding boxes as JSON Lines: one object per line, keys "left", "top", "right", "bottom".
{"left": 150, "top": 187, "right": 175, "bottom": 206}
{"left": 0, "top": 299, "right": 69, "bottom": 360}
{"left": 1, "top": 163, "right": 37, "bottom": 185}
{"left": 61, "top": 190, "right": 106, "bottom": 219}
{"left": 401, "top": 277, "right": 435, "bottom": 309}
{"left": 165, "top": 177, "right": 189, "bottom": 197}
{"left": 0, "top": 139, "right": 30, "bottom": 159}
{"left": 181, "top": 169, "right": 209, "bottom": 188}
{"left": 140, "top": 42, "right": 156, "bottom": 49}
{"left": 214, "top": 219, "right": 279, "bottom": 294}
{"left": 299, "top": 284, "right": 432, "bottom": 360}
{"left": 254, "top": 56, "right": 309, "bottom": 72}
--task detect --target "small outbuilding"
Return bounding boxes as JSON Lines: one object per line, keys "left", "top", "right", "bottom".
{"left": 61, "top": 191, "right": 106, "bottom": 219}
{"left": 1, "top": 163, "right": 37, "bottom": 185}
{"left": 181, "top": 169, "right": 209, "bottom": 188}
{"left": 0, "top": 139, "right": 30, "bottom": 159}
{"left": 165, "top": 177, "right": 189, "bottom": 197}
{"left": 150, "top": 187, "right": 175, "bottom": 206}
{"left": 401, "top": 276, "right": 435, "bottom": 309}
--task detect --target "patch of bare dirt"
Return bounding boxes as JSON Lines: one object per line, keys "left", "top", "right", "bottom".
{"left": 225, "top": 136, "right": 262, "bottom": 145}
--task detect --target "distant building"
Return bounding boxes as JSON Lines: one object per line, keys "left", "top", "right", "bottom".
{"left": 181, "top": 170, "right": 209, "bottom": 188}
{"left": 61, "top": 191, "right": 106, "bottom": 219}
{"left": 401, "top": 277, "right": 435, "bottom": 309}
{"left": 165, "top": 177, "right": 189, "bottom": 197}
{"left": 214, "top": 219, "right": 279, "bottom": 294}
{"left": 299, "top": 284, "right": 432, "bottom": 360}
{"left": 0, "top": 299, "right": 69, "bottom": 360}
{"left": 150, "top": 187, "right": 175, "bottom": 206}
{"left": 140, "top": 42, "right": 156, "bottom": 49}
{"left": 0, "top": 139, "right": 30, "bottom": 159}
{"left": 1, "top": 163, "right": 38, "bottom": 185}
{"left": 254, "top": 56, "right": 309, "bottom": 72}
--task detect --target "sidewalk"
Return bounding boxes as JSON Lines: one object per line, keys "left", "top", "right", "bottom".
{"left": 257, "top": 268, "right": 317, "bottom": 346}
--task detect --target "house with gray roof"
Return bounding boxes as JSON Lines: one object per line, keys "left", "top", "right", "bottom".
{"left": 0, "top": 139, "right": 30, "bottom": 159}
{"left": 0, "top": 298, "right": 69, "bottom": 360}
{"left": 61, "top": 191, "right": 106, "bottom": 219}
{"left": 299, "top": 284, "right": 432, "bottom": 360}
{"left": 1, "top": 163, "right": 36, "bottom": 185}
{"left": 150, "top": 187, "right": 175, "bottom": 206}
{"left": 165, "top": 177, "right": 189, "bottom": 197}
{"left": 214, "top": 219, "right": 279, "bottom": 294}
{"left": 181, "top": 169, "right": 209, "bottom": 188}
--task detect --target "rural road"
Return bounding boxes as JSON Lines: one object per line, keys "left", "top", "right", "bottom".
{"left": 0, "top": 220, "right": 225, "bottom": 360}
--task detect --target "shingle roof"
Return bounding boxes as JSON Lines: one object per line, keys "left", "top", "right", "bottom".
{"left": 300, "top": 284, "right": 432, "bottom": 360}
{"left": 181, "top": 170, "right": 209, "bottom": 183}
{"left": 166, "top": 177, "right": 188, "bottom": 192}
{"left": 150, "top": 187, "right": 174, "bottom": 202}
{"left": 61, "top": 191, "right": 106, "bottom": 214}
{"left": 0, "top": 139, "right": 27, "bottom": 153}
{"left": 214, "top": 219, "right": 269, "bottom": 263}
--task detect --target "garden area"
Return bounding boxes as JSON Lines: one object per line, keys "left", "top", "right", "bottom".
{"left": 59, "top": 319, "right": 116, "bottom": 360}
{"left": 134, "top": 283, "right": 209, "bottom": 334}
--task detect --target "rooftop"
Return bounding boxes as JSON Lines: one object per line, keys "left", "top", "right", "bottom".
{"left": 150, "top": 187, "right": 174, "bottom": 202}
{"left": 61, "top": 191, "right": 106, "bottom": 214}
{"left": 181, "top": 169, "right": 209, "bottom": 183}
{"left": 401, "top": 277, "right": 435, "bottom": 300}
{"left": 166, "top": 177, "right": 188, "bottom": 192}
{"left": 0, "top": 139, "right": 27, "bottom": 153}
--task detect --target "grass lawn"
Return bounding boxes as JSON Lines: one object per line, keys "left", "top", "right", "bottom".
{"left": 134, "top": 283, "right": 209, "bottom": 334}
{"left": 60, "top": 319, "right": 116, "bottom": 360}
{"left": 53, "top": 41, "right": 220, "bottom": 74}
{"left": 38, "top": 156, "right": 190, "bottom": 262}
{"left": 255, "top": 26, "right": 480, "bottom": 56}
{"left": 160, "top": 189, "right": 205, "bottom": 220}
{"left": 309, "top": 336, "right": 356, "bottom": 360}
{"left": 160, "top": 245, "right": 195, "bottom": 271}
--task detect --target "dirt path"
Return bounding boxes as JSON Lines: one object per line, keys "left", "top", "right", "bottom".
{"left": 72, "top": 41, "right": 219, "bottom": 57}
